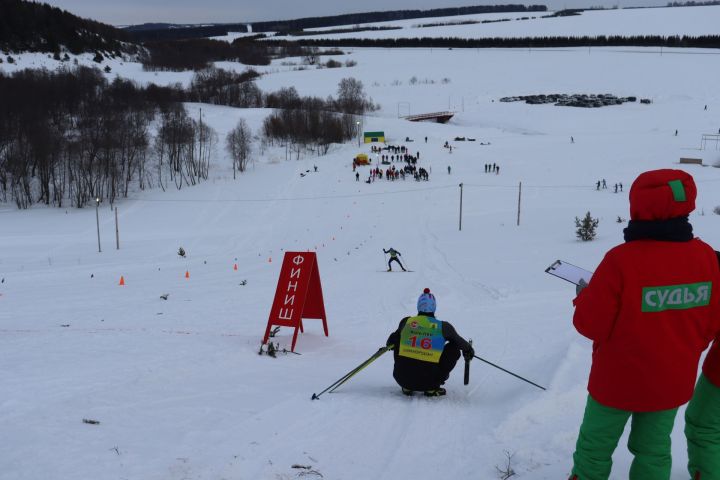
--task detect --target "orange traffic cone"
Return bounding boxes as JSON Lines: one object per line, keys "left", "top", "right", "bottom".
{"left": 233, "top": 263, "right": 238, "bottom": 271}
{"left": 119, "top": 276, "right": 125, "bottom": 286}
{"left": 185, "top": 270, "right": 190, "bottom": 279}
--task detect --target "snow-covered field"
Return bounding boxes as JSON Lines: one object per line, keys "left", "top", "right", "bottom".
{"left": 2, "top": 6, "right": 720, "bottom": 480}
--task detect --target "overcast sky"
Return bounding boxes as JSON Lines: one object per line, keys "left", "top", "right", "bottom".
{"left": 43, "top": 0, "right": 667, "bottom": 26}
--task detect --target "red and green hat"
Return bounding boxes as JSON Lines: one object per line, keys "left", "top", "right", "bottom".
{"left": 629, "top": 169, "right": 696, "bottom": 221}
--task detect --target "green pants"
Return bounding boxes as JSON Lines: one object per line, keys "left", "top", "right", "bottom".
{"left": 686, "top": 374, "right": 720, "bottom": 480}
{"left": 571, "top": 395, "right": 678, "bottom": 480}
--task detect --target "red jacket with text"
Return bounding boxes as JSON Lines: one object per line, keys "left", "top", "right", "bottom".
{"left": 573, "top": 238, "right": 720, "bottom": 411}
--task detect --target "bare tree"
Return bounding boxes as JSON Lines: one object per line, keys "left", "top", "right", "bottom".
{"left": 336, "top": 77, "right": 368, "bottom": 115}
{"left": 226, "top": 119, "right": 252, "bottom": 178}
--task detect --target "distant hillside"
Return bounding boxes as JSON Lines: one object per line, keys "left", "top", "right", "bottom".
{"left": 122, "top": 4, "right": 547, "bottom": 42}
{"left": 248, "top": 4, "right": 547, "bottom": 33}
{"left": 0, "top": 0, "right": 136, "bottom": 54}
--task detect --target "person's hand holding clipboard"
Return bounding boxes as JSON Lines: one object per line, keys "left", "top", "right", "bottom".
{"left": 545, "top": 260, "right": 594, "bottom": 294}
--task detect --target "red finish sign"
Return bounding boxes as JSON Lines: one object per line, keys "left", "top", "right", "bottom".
{"left": 263, "top": 252, "right": 329, "bottom": 352}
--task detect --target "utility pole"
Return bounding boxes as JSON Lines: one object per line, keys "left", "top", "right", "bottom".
{"left": 458, "top": 183, "right": 464, "bottom": 231}
{"left": 517, "top": 182, "right": 522, "bottom": 226}
{"left": 115, "top": 207, "right": 120, "bottom": 250}
{"left": 95, "top": 197, "right": 101, "bottom": 253}
{"left": 198, "top": 108, "right": 202, "bottom": 174}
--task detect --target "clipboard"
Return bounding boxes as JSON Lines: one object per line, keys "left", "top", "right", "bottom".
{"left": 545, "top": 259, "right": 593, "bottom": 286}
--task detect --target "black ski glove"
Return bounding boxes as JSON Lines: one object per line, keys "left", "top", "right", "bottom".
{"left": 463, "top": 347, "right": 475, "bottom": 362}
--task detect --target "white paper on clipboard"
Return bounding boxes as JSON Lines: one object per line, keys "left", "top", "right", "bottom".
{"left": 545, "top": 260, "right": 594, "bottom": 286}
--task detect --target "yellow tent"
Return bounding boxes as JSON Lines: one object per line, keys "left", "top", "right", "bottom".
{"left": 354, "top": 153, "right": 369, "bottom": 165}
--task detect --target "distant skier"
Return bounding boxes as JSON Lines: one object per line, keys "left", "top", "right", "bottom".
{"left": 386, "top": 288, "right": 474, "bottom": 397}
{"left": 447, "top": 165, "right": 451, "bottom": 175}
{"left": 355, "top": 172, "right": 360, "bottom": 182}
{"left": 383, "top": 248, "right": 406, "bottom": 272}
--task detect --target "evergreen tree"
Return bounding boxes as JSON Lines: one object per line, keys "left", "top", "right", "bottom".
{"left": 575, "top": 212, "right": 599, "bottom": 241}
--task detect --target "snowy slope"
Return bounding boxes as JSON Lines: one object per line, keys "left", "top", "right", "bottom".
{"left": 2, "top": 9, "right": 720, "bottom": 480}
{"left": 267, "top": 5, "right": 720, "bottom": 40}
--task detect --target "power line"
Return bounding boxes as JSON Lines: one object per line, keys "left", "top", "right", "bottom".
{"left": 133, "top": 184, "right": 456, "bottom": 203}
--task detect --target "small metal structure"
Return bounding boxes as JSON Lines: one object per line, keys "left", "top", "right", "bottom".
{"left": 701, "top": 134, "right": 720, "bottom": 150}
{"left": 403, "top": 111, "right": 455, "bottom": 123}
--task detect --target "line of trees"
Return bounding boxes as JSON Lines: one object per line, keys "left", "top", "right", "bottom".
{"left": 667, "top": 1, "right": 720, "bottom": 6}
{"left": 249, "top": 5, "right": 547, "bottom": 33}
{"left": 142, "top": 37, "right": 272, "bottom": 71}
{"left": 0, "top": 67, "right": 209, "bottom": 209}
{"left": 0, "top": 65, "right": 377, "bottom": 209}
{"left": 141, "top": 38, "right": 347, "bottom": 73}
{"left": 260, "top": 78, "right": 376, "bottom": 158}
{"left": 265, "top": 34, "right": 720, "bottom": 49}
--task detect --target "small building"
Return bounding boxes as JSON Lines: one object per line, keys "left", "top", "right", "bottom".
{"left": 364, "top": 131, "right": 385, "bottom": 143}
{"left": 679, "top": 157, "right": 703, "bottom": 166}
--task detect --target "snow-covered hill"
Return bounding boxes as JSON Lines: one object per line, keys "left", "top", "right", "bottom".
{"left": 266, "top": 5, "right": 720, "bottom": 40}
{"left": 2, "top": 7, "right": 720, "bottom": 480}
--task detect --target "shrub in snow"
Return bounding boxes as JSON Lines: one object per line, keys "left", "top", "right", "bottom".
{"left": 325, "top": 59, "right": 341, "bottom": 68}
{"left": 345, "top": 59, "right": 357, "bottom": 67}
{"left": 93, "top": 52, "right": 103, "bottom": 63}
{"left": 104, "top": 65, "right": 111, "bottom": 73}
{"left": 575, "top": 211, "right": 599, "bottom": 241}
{"left": 178, "top": 247, "right": 186, "bottom": 258}
{"left": 6, "top": 56, "right": 14, "bottom": 64}
{"left": 713, "top": 206, "right": 720, "bottom": 215}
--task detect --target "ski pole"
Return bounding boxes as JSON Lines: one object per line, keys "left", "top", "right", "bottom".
{"left": 314, "top": 346, "right": 390, "bottom": 399}
{"left": 464, "top": 340, "right": 472, "bottom": 386}
{"left": 474, "top": 354, "right": 546, "bottom": 391}
{"left": 327, "top": 345, "right": 392, "bottom": 394}
{"left": 311, "top": 345, "right": 392, "bottom": 400}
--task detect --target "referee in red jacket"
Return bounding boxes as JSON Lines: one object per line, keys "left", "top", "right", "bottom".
{"left": 569, "top": 169, "right": 720, "bottom": 480}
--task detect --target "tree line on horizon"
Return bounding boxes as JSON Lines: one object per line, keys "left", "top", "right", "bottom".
{"left": 247, "top": 4, "right": 547, "bottom": 33}
{"left": 265, "top": 34, "right": 720, "bottom": 49}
